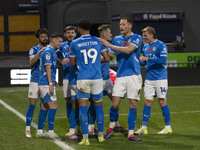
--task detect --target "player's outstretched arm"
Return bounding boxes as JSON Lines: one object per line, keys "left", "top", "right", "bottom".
{"left": 101, "top": 49, "right": 110, "bottom": 63}
{"left": 148, "top": 57, "right": 167, "bottom": 65}
{"left": 100, "top": 38, "right": 136, "bottom": 54}
{"left": 29, "top": 47, "right": 46, "bottom": 65}
{"left": 45, "top": 65, "right": 54, "bottom": 95}
{"left": 140, "top": 56, "right": 167, "bottom": 65}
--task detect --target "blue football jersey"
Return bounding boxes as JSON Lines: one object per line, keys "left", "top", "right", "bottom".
{"left": 39, "top": 45, "right": 57, "bottom": 86}
{"left": 70, "top": 35, "right": 107, "bottom": 80}
{"left": 29, "top": 45, "right": 42, "bottom": 83}
{"left": 111, "top": 33, "right": 142, "bottom": 77}
{"left": 56, "top": 42, "right": 70, "bottom": 79}
{"left": 142, "top": 39, "right": 168, "bottom": 80}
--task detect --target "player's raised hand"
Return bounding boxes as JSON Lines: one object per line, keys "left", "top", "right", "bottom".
{"left": 139, "top": 56, "right": 148, "bottom": 62}
{"left": 62, "top": 58, "right": 69, "bottom": 65}
{"left": 99, "top": 38, "right": 110, "bottom": 48}
{"left": 55, "top": 81, "right": 59, "bottom": 88}
{"left": 39, "top": 47, "right": 46, "bottom": 54}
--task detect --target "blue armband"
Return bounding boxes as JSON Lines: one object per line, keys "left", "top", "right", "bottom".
{"left": 148, "top": 57, "right": 166, "bottom": 64}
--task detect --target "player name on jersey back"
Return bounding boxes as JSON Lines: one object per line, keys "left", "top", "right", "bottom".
{"left": 77, "top": 41, "right": 98, "bottom": 47}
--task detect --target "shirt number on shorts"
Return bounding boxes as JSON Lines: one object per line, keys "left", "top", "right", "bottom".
{"left": 81, "top": 48, "right": 97, "bottom": 64}
{"left": 160, "top": 87, "right": 166, "bottom": 94}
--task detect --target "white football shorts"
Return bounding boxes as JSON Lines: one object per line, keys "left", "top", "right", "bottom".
{"left": 103, "top": 78, "right": 113, "bottom": 95}
{"left": 28, "top": 82, "right": 39, "bottom": 99}
{"left": 70, "top": 84, "right": 77, "bottom": 100}
{"left": 39, "top": 85, "right": 57, "bottom": 103}
{"left": 63, "top": 79, "right": 71, "bottom": 98}
{"left": 77, "top": 79, "right": 103, "bottom": 99}
{"left": 112, "top": 75, "right": 142, "bottom": 100}
{"left": 144, "top": 79, "right": 168, "bottom": 100}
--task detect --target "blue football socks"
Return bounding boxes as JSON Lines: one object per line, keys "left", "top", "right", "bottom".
{"left": 70, "top": 108, "right": 77, "bottom": 128}
{"left": 142, "top": 105, "right": 151, "bottom": 127}
{"left": 79, "top": 106, "right": 88, "bottom": 134}
{"left": 128, "top": 108, "right": 137, "bottom": 130}
{"left": 88, "top": 103, "right": 96, "bottom": 124}
{"left": 66, "top": 102, "right": 72, "bottom": 122}
{"left": 95, "top": 105, "right": 104, "bottom": 132}
{"left": 161, "top": 105, "right": 171, "bottom": 126}
{"left": 109, "top": 106, "right": 119, "bottom": 122}
{"left": 38, "top": 109, "right": 48, "bottom": 130}
{"left": 48, "top": 109, "right": 57, "bottom": 130}
{"left": 26, "top": 104, "right": 35, "bottom": 126}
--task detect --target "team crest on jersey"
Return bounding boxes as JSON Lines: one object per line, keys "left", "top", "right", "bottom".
{"left": 148, "top": 47, "right": 151, "bottom": 52}
{"left": 123, "top": 41, "right": 127, "bottom": 46}
{"left": 153, "top": 47, "right": 156, "bottom": 51}
{"left": 46, "top": 53, "right": 51, "bottom": 60}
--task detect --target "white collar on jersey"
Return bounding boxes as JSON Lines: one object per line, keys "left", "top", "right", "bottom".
{"left": 123, "top": 32, "right": 134, "bottom": 38}
{"left": 81, "top": 34, "right": 90, "bottom": 37}
{"left": 151, "top": 39, "right": 158, "bottom": 44}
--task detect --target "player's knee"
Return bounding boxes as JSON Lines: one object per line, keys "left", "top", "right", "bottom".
{"left": 129, "top": 99, "right": 138, "bottom": 108}
{"left": 112, "top": 102, "right": 120, "bottom": 109}
{"left": 48, "top": 101, "right": 58, "bottom": 109}
{"left": 65, "top": 97, "right": 71, "bottom": 103}
{"left": 144, "top": 99, "right": 153, "bottom": 106}
{"left": 29, "top": 98, "right": 37, "bottom": 105}
{"left": 94, "top": 99, "right": 102, "bottom": 106}
{"left": 158, "top": 98, "right": 167, "bottom": 107}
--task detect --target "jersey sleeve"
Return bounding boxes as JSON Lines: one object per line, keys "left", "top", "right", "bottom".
{"left": 29, "top": 47, "right": 37, "bottom": 57}
{"left": 159, "top": 43, "right": 168, "bottom": 58}
{"left": 56, "top": 48, "right": 62, "bottom": 59}
{"left": 130, "top": 35, "right": 142, "bottom": 48}
{"left": 142, "top": 44, "right": 146, "bottom": 56}
{"left": 110, "top": 39, "right": 117, "bottom": 53}
{"left": 101, "top": 44, "right": 108, "bottom": 53}
{"left": 69, "top": 42, "right": 75, "bottom": 57}
{"left": 140, "top": 45, "right": 147, "bottom": 66}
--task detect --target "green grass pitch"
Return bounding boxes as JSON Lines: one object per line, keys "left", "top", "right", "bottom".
{"left": 0, "top": 86, "right": 200, "bottom": 150}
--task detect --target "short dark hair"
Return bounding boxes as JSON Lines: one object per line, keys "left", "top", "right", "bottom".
{"left": 35, "top": 28, "right": 49, "bottom": 38}
{"left": 50, "top": 33, "right": 63, "bottom": 39}
{"left": 64, "top": 26, "right": 77, "bottom": 33}
{"left": 78, "top": 19, "right": 92, "bottom": 30}
{"left": 98, "top": 24, "right": 111, "bottom": 34}
{"left": 142, "top": 26, "right": 157, "bottom": 39}
{"left": 121, "top": 16, "right": 133, "bottom": 24}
